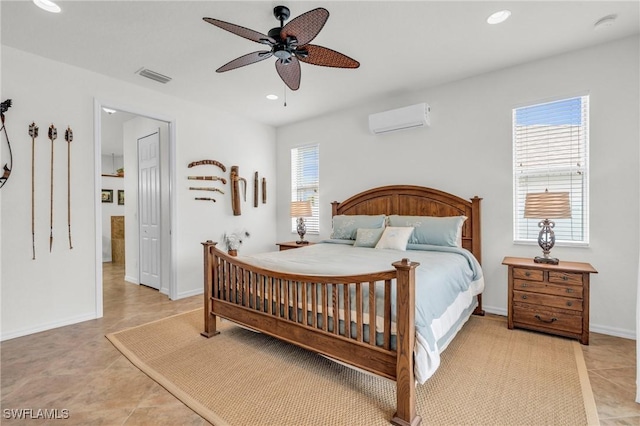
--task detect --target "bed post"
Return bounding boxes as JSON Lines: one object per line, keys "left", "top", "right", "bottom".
{"left": 470, "top": 196, "right": 485, "bottom": 316}
{"left": 331, "top": 201, "right": 339, "bottom": 217}
{"left": 201, "top": 241, "right": 220, "bottom": 338}
{"left": 470, "top": 196, "right": 482, "bottom": 264}
{"left": 391, "top": 259, "right": 422, "bottom": 426}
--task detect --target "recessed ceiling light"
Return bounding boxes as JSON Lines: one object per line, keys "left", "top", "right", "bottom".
{"left": 102, "top": 107, "right": 117, "bottom": 114}
{"left": 487, "top": 10, "right": 511, "bottom": 25}
{"left": 594, "top": 14, "right": 617, "bottom": 31}
{"left": 266, "top": 94, "right": 278, "bottom": 100}
{"left": 33, "top": 0, "right": 61, "bottom": 13}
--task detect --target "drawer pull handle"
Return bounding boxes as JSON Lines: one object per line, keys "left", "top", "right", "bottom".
{"left": 566, "top": 288, "right": 574, "bottom": 293}
{"left": 567, "top": 301, "right": 573, "bottom": 307}
{"left": 562, "top": 275, "right": 568, "bottom": 281}
{"left": 524, "top": 272, "right": 531, "bottom": 277}
{"left": 521, "top": 283, "right": 528, "bottom": 288}
{"left": 521, "top": 295, "right": 528, "bottom": 300}
{"left": 534, "top": 315, "right": 558, "bottom": 324}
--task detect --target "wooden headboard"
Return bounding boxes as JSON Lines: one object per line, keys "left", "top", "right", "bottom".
{"left": 331, "top": 185, "right": 482, "bottom": 263}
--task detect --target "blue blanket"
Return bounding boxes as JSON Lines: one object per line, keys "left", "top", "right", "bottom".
{"left": 241, "top": 241, "right": 484, "bottom": 383}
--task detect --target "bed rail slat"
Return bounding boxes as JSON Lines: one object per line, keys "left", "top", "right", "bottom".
{"left": 332, "top": 284, "right": 339, "bottom": 335}
{"left": 356, "top": 282, "right": 363, "bottom": 342}
{"left": 268, "top": 277, "right": 273, "bottom": 315}
{"left": 384, "top": 279, "right": 392, "bottom": 350}
{"left": 301, "top": 282, "right": 307, "bottom": 325}
{"left": 344, "top": 283, "right": 351, "bottom": 339}
{"left": 285, "top": 279, "right": 291, "bottom": 320}
{"left": 322, "top": 284, "right": 328, "bottom": 332}
{"left": 311, "top": 283, "right": 317, "bottom": 328}
{"left": 292, "top": 281, "right": 298, "bottom": 323}
{"left": 369, "top": 281, "right": 376, "bottom": 346}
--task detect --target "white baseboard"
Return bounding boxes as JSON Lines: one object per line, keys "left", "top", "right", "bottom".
{"left": 176, "top": 288, "right": 203, "bottom": 300}
{"left": 124, "top": 275, "right": 139, "bottom": 284}
{"left": 1, "top": 312, "right": 97, "bottom": 341}
{"left": 482, "top": 305, "right": 507, "bottom": 316}
{"left": 481, "top": 305, "right": 635, "bottom": 340}
{"left": 590, "top": 323, "right": 635, "bottom": 340}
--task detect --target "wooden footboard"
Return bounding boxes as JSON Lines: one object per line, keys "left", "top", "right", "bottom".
{"left": 201, "top": 241, "right": 422, "bottom": 426}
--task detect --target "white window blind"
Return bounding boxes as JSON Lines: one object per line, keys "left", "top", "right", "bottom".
{"left": 291, "top": 144, "right": 319, "bottom": 234}
{"left": 513, "top": 95, "right": 589, "bottom": 244}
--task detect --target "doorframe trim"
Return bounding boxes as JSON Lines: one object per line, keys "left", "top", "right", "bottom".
{"left": 93, "top": 98, "right": 178, "bottom": 318}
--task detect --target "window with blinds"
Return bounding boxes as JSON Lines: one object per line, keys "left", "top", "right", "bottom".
{"left": 291, "top": 144, "right": 319, "bottom": 234}
{"left": 513, "top": 95, "right": 589, "bottom": 245}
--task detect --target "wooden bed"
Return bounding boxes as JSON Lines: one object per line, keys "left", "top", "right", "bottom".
{"left": 201, "top": 185, "right": 482, "bottom": 426}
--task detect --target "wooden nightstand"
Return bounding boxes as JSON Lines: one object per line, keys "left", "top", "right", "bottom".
{"left": 502, "top": 256, "right": 597, "bottom": 345}
{"left": 276, "top": 241, "right": 315, "bottom": 251}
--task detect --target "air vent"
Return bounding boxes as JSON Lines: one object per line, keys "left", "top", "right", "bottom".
{"left": 136, "top": 68, "right": 172, "bottom": 84}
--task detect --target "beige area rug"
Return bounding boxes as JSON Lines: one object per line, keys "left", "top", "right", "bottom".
{"left": 106, "top": 309, "right": 599, "bottom": 426}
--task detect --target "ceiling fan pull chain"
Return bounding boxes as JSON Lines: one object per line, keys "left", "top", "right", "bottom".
{"left": 284, "top": 84, "right": 287, "bottom": 107}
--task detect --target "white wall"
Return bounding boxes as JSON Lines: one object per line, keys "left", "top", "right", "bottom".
{"left": 1, "top": 46, "right": 277, "bottom": 340}
{"left": 101, "top": 153, "right": 124, "bottom": 176}
{"left": 101, "top": 175, "right": 125, "bottom": 262}
{"left": 276, "top": 36, "right": 640, "bottom": 338}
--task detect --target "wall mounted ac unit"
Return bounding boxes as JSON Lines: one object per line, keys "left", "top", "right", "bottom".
{"left": 368, "top": 103, "right": 431, "bottom": 134}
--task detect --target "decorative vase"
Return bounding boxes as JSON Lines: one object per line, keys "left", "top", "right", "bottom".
{"left": 228, "top": 249, "right": 237, "bottom": 257}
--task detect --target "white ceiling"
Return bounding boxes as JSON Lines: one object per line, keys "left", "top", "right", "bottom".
{"left": 2, "top": 0, "right": 639, "bottom": 134}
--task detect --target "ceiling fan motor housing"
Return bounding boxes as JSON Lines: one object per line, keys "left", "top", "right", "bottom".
{"left": 273, "top": 6, "right": 290, "bottom": 22}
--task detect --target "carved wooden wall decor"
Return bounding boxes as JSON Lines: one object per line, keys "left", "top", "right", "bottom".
{"left": 262, "top": 177, "right": 267, "bottom": 204}
{"left": 230, "top": 165, "right": 246, "bottom": 216}
{"left": 187, "top": 159, "right": 227, "bottom": 172}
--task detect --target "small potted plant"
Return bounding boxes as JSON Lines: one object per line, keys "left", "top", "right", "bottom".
{"left": 223, "top": 229, "right": 250, "bottom": 256}
{"left": 116, "top": 167, "right": 124, "bottom": 177}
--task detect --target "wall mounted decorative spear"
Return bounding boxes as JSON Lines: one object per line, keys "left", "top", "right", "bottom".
{"left": 29, "top": 123, "right": 39, "bottom": 259}
{"left": 65, "top": 126, "right": 73, "bottom": 249}
{"left": 48, "top": 124, "right": 57, "bottom": 252}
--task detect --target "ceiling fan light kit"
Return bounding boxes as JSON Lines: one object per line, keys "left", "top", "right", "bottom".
{"left": 203, "top": 5, "right": 359, "bottom": 91}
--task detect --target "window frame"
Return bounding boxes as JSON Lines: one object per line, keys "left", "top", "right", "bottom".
{"left": 512, "top": 94, "right": 590, "bottom": 247}
{"left": 290, "top": 144, "right": 319, "bottom": 235}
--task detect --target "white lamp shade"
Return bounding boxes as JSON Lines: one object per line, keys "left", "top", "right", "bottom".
{"left": 290, "top": 201, "right": 312, "bottom": 218}
{"left": 524, "top": 191, "right": 571, "bottom": 219}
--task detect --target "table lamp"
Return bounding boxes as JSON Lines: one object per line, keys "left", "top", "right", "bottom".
{"left": 524, "top": 190, "right": 571, "bottom": 265}
{"left": 290, "top": 201, "right": 312, "bottom": 244}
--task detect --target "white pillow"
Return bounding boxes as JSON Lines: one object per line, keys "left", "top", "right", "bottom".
{"left": 374, "top": 227, "right": 414, "bottom": 251}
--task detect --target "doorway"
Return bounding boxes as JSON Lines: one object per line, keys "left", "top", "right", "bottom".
{"left": 94, "top": 99, "right": 176, "bottom": 317}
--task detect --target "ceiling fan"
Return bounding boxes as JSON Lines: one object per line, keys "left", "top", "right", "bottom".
{"left": 203, "top": 5, "right": 360, "bottom": 91}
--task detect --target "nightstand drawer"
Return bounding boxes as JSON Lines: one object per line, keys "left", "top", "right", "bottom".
{"left": 513, "top": 268, "right": 543, "bottom": 281}
{"left": 513, "top": 290, "right": 582, "bottom": 311}
{"left": 513, "top": 304, "right": 583, "bottom": 335}
{"left": 513, "top": 279, "right": 583, "bottom": 299}
{"left": 548, "top": 271, "right": 583, "bottom": 286}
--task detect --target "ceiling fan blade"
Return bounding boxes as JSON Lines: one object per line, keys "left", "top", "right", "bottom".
{"left": 281, "top": 8, "right": 329, "bottom": 47}
{"left": 203, "top": 17, "right": 275, "bottom": 45}
{"left": 298, "top": 44, "right": 360, "bottom": 69}
{"left": 275, "top": 57, "right": 301, "bottom": 91}
{"left": 216, "top": 51, "right": 273, "bottom": 73}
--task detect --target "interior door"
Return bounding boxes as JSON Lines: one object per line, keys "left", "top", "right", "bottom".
{"left": 138, "top": 131, "right": 161, "bottom": 289}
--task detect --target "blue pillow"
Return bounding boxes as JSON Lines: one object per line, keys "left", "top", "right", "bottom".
{"left": 387, "top": 215, "right": 467, "bottom": 247}
{"left": 353, "top": 228, "right": 385, "bottom": 248}
{"left": 331, "top": 215, "right": 386, "bottom": 240}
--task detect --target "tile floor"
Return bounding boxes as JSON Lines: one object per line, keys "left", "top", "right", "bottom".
{"left": 0, "top": 262, "right": 637, "bottom": 425}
